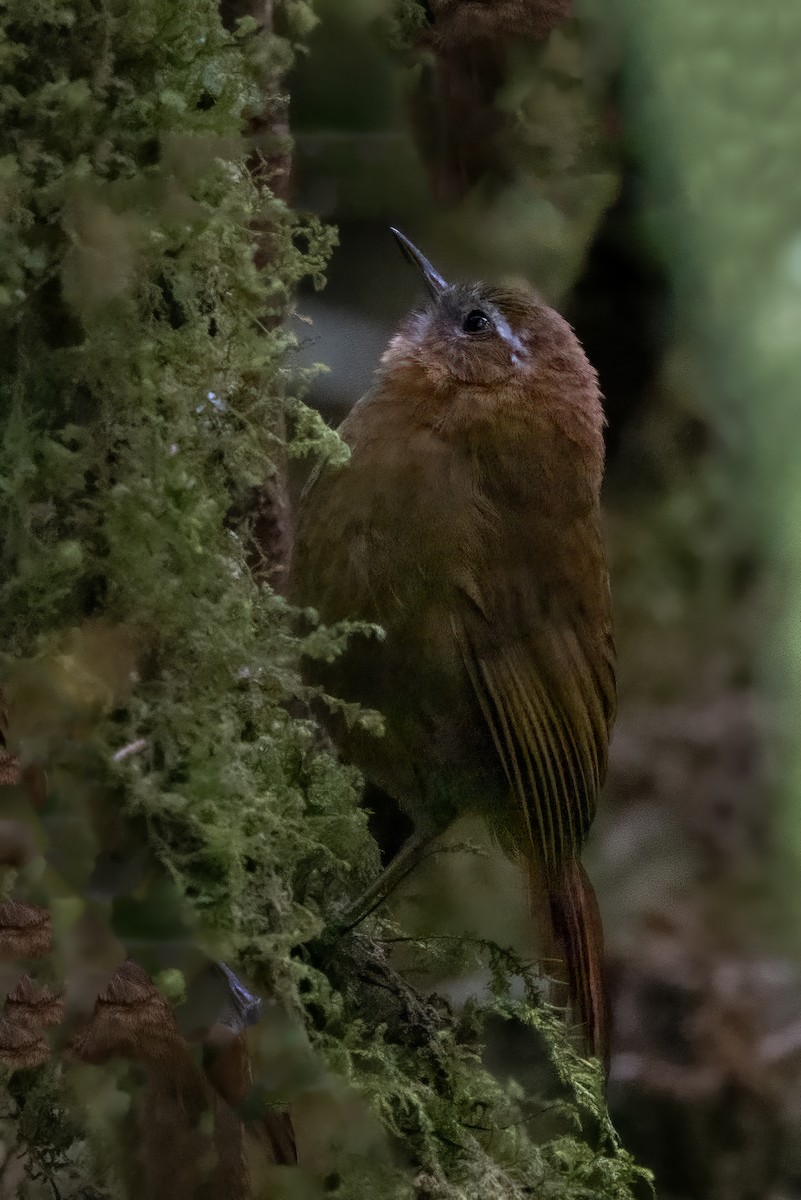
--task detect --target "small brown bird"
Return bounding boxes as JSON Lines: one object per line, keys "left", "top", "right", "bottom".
{"left": 291, "top": 231, "right": 615, "bottom": 1061}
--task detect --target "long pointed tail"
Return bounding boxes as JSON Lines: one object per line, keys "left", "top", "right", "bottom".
{"left": 528, "top": 857, "right": 610, "bottom": 1069}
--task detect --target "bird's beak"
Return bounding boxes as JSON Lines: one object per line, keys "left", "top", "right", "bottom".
{"left": 391, "top": 227, "right": 447, "bottom": 298}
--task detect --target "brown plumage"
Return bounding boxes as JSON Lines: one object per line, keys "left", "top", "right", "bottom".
{"left": 290, "top": 232, "right": 615, "bottom": 1062}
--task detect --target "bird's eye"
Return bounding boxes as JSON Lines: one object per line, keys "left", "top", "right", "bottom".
{"left": 462, "top": 309, "right": 491, "bottom": 334}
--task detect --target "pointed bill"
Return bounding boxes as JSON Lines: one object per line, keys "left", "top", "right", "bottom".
{"left": 390, "top": 227, "right": 448, "bottom": 297}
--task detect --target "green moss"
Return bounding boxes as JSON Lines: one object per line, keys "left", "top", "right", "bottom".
{"left": 383, "top": 0, "right": 431, "bottom": 51}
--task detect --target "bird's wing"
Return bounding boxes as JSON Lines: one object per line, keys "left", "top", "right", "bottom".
{"left": 453, "top": 518, "right": 615, "bottom": 878}
{"left": 291, "top": 458, "right": 374, "bottom": 621}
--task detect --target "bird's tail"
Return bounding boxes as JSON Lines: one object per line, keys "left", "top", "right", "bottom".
{"left": 527, "top": 856, "right": 610, "bottom": 1069}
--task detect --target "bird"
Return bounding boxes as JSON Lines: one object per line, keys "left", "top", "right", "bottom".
{"left": 290, "top": 229, "right": 615, "bottom": 1062}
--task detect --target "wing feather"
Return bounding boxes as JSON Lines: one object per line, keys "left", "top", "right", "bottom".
{"left": 454, "top": 543, "right": 614, "bottom": 879}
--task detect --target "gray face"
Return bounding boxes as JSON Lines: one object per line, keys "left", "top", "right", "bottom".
{"left": 435, "top": 285, "right": 531, "bottom": 369}
{"left": 383, "top": 283, "right": 535, "bottom": 390}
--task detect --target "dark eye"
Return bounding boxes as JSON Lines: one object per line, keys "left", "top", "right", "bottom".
{"left": 462, "top": 309, "right": 491, "bottom": 334}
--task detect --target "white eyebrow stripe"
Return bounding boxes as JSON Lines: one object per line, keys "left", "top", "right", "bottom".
{"left": 495, "top": 312, "right": 528, "bottom": 360}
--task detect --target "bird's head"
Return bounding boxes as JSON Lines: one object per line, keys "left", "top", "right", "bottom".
{"left": 379, "top": 230, "right": 602, "bottom": 439}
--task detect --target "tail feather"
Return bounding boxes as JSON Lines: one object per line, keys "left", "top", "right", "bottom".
{"left": 528, "top": 857, "right": 610, "bottom": 1070}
